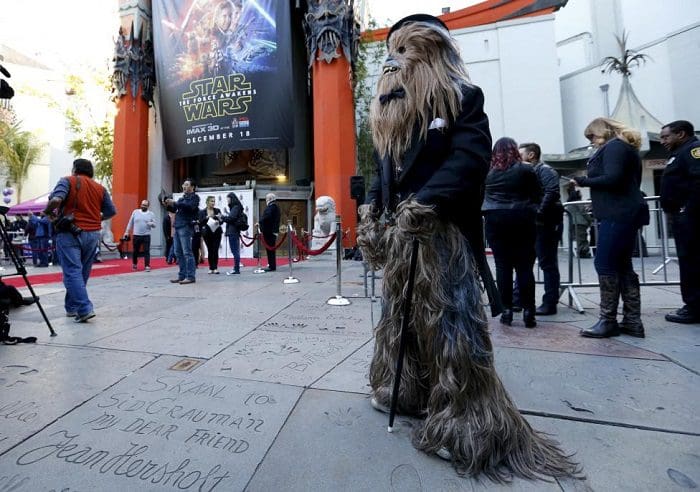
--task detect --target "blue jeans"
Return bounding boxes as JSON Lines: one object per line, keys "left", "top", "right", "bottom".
{"left": 174, "top": 226, "right": 195, "bottom": 280}
{"left": 594, "top": 220, "right": 636, "bottom": 276}
{"left": 55, "top": 231, "right": 100, "bottom": 316}
{"left": 35, "top": 237, "right": 49, "bottom": 266}
{"left": 228, "top": 233, "right": 240, "bottom": 270}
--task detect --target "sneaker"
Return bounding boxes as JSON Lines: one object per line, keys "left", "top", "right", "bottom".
{"left": 66, "top": 312, "right": 77, "bottom": 317}
{"left": 370, "top": 397, "right": 390, "bottom": 414}
{"left": 212, "top": 270, "right": 219, "bottom": 274}
{"left": 208, "top": 270, "right": 214, "bottom": 274}
{"left": 226, "top": 270, "right": 240, "bottom": 275}
{"left": 74, "top": 312, "right": 96, "bottom": 323}
{"left": 665, "top": 307, "right": 700, "bottom": 324}
{"left": 170, "top": 278, "right": 183, "bottom": 283}
{"left": 179, "top": 278, "right": 195, "bottom": 284}
{"left": 436, "top": 447, "right": 452, "bottom": 461}
{"left": 145, "top": 266, "right": 151, "bottom": 272}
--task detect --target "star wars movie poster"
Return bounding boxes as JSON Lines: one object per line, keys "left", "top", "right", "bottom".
{"left": 152, "top": 0, "right": 293, "bottom": 160}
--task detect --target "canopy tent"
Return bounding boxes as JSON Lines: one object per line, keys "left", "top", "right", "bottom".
{"left": 7, "top": 193, "right": 51, "bottom": 215}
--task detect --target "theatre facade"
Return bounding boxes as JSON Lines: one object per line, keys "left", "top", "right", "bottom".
{"left": 111, "top": 0, "right": 359, "bottom": 251}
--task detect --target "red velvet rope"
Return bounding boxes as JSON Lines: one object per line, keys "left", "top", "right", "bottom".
{"left": 240, "top": 233, "right": 257, "bottom": 248}
{"left": 101, "top": 241, "right": 120, "bottom": 252}
{"left": 291, "top": 231, "right": 337, "bottom": 256}
{"left": 16, "top": 244, "right": 53, "bottom": 253}
{"left": 258, "top": 232, "right": 288, "bottom": 251}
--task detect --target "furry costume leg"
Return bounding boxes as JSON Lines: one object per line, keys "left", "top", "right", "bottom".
{"left": 359, "top": 200, "right": 580, "bottom": 482}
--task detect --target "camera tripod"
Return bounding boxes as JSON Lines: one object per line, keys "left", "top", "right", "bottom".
{"left": 0, "top": 206, "right": 56, "bottom": 340}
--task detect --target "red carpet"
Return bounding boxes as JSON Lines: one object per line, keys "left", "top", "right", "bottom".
{"left": 1, "top": 257, "right": 289, "bottom": 288}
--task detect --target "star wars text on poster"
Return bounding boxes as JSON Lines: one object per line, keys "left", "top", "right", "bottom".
{"left": 179, "top": 74, "right": 256, "bottom": 122}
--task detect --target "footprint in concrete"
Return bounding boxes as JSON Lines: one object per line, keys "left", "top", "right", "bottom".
{"left": 390, "top": 464, "right": 422, "bottom": 492}
{"left": 667, "top": 468, "right": 697, "bottom": 489}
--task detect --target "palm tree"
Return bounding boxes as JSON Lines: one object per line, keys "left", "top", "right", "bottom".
{"left": 600, "top": 31, "right": 651, "bottom": 77}
{"left": 0, "top": 120, "right": 45, "bottom": 202}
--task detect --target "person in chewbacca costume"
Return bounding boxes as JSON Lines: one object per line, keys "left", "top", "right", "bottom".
{"left": 357, "top": 14, "right": 581, "bottom": 482}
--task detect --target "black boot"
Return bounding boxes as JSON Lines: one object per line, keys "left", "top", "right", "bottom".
{"left": 619, "top": 272, "right": 645, "bottom": 338}
{"left": 581, "top": 275, "right": 620, "bottom": 338}
{"left": 500, "top": 309, "right": 513, "bottom": 326}
{"left": 523, "top": 308, "right": 537, "bottom": 328}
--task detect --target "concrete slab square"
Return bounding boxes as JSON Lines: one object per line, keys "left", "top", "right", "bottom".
{"left": 529, "top": 416, "right": 700, "bottom": 491}
{"left": 0, "top": 355, "right": 303, "bottom": 492}
{"left": 6, "top": 315, "right": 156, "bottom": 346}
{"left": 198, "top": 331, "right": 370, "bottom": 386}
{"left": 89, "top": 316, "right": 251, "bottom": 358}
{"left": 311, "top": 341, "right": 373, "bottom": 394}
{"left": 0, "top": 345, "right": 154, "bottom": 453}
{"left": 247, "top": 389, "right": 558, "bottom": 491}
{"left": 260, "top": 298, "right": 374, "bottom": 336}
{"left": 615, "top": 317, "right": 700, "bottom": 373}
{"left": 494, "top": 347, "right": 700, "bottom": 434}
{"left": 488, "top": 320, "right": 664, "bottom": 360}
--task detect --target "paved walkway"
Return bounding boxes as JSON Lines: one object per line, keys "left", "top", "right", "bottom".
{"left": 0, "top": 254, "right": 698, "bottom": 491}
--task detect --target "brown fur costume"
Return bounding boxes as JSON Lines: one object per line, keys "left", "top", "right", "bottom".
{"left": 359, "top": 18, "right": 581, "bottom": 483}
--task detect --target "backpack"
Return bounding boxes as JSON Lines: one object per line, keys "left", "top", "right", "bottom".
{"left": 235, "top": 212, "right": 249, "bottom": 230}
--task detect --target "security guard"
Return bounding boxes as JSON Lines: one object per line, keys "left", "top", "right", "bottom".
{"left": 659, "top": 120, "right": 700, "bottom": 324}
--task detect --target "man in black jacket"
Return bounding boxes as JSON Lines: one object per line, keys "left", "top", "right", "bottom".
{"left": 257, "top": 193, "right": 280, "bottom": 272}
{"left": 519, "top": 142, "right": 564, "bottom": 315}
{"left": 660, "top": 120, "right": 700, "bottom": 324}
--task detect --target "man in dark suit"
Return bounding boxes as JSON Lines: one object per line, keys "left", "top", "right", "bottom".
{"left": 258, "top": 193, "right": 280, "bottom": 272}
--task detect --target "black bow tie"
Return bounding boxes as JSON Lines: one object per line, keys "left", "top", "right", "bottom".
{"left": 379, "top": 87, "right": 406, "bottom": 105}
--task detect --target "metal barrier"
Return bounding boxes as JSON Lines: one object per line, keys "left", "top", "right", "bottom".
{"left": 561, "top": 195, "right": 679, "bottom": 312}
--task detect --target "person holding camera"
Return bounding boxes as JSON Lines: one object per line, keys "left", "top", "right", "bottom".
{"left": 164, "top": 179, "right": 200, "bottom": 284}
{"left": 44, "top": 158, "right": 116, "bottom": 322}
{"left": 123, "top": 199, "right": 156, "bottom": 272}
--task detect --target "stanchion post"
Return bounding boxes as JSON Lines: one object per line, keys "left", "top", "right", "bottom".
{"left": 327, "top": 215, "right": 350, "bottom": 306}
{"left": 253, "top": 224, "right": 266, "bottom": 274}
{"left": 284, "top": 220, "right": 299, "bottom": 284}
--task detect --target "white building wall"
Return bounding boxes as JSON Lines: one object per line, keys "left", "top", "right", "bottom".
{"left": 556, "top": 0, "right": 700, "bottom": 150}
{"left": 456, "top": 15, "right": 565, "bottom": 152}
{"left": 1, "top": 62, "right": 73, "bottom": 204}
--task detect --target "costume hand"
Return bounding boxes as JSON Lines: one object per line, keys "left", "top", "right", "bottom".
{"left": 394, "top": 197, "right": 437, "bottom": 242}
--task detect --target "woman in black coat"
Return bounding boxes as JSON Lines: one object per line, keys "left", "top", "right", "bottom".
{"left": 198, "top": 196, "right": 223, "bottom": 274}
{"left": 222, "top": 192, "right": 243, "bottom": 275}
{"left": 573, "top": 117, "right": 647, "bottom": 338}
{"left": 482, "top": 137, "right": 542, "bottom": 327}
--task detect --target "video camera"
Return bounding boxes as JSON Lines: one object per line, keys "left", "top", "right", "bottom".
{"left": 0, "top": 56, "right": 15, "bottom": 100}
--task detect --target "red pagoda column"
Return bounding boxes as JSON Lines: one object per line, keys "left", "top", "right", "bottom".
{"left": 111, "top": 2, "right": 151, "bottom": 240}
{"left": 308, "top": 3, "right": 358, "bottom": 244}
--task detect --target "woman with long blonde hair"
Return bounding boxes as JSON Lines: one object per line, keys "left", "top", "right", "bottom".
{"left": 572, "top": 117, "right": 648, "bottom": 338}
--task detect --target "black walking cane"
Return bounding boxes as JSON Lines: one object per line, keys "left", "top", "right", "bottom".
{"left": 388, "top": 237, "right": 420, "bottom": 433}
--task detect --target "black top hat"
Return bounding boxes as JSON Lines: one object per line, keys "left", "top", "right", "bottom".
{"left": 387, "top": 14, "right": 449, "bottom": 43}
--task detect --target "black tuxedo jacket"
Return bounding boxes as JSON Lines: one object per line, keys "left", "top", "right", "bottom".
{"left": 366, "top": 84, "right": 492, "bottom": 250}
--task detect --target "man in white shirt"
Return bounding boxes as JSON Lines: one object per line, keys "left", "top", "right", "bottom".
{"left": 123, "top": 199, "right": 156, "bottom": 271}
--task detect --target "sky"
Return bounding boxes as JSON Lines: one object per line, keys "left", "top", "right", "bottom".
{"left": 0, "top": 0, "right": 119, "bottom": 72}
